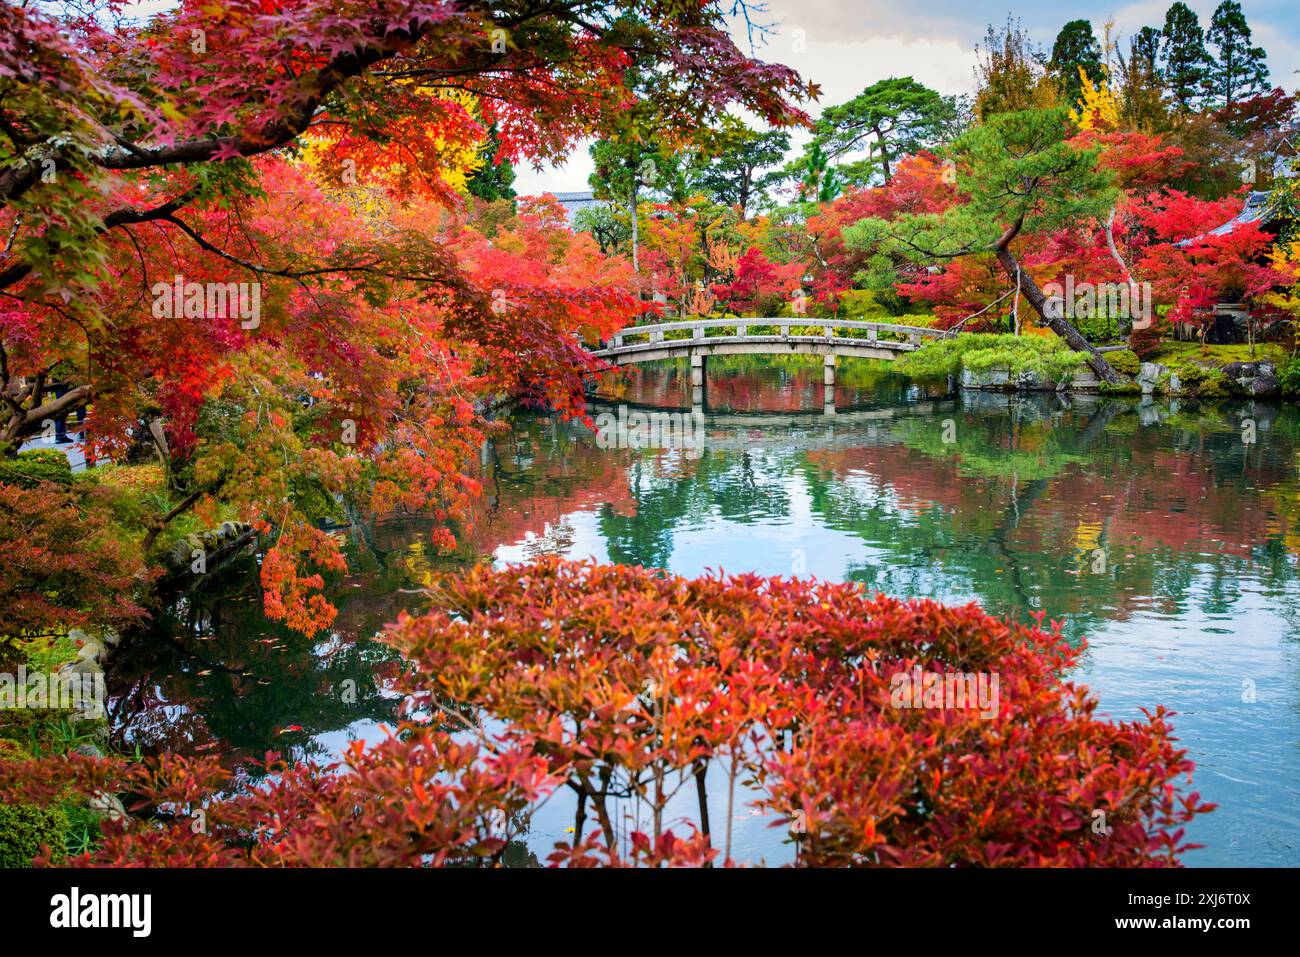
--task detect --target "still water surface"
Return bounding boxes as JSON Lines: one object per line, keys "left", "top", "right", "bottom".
{"left": 112, "top": 357, "right": 1300, "bottom": 866}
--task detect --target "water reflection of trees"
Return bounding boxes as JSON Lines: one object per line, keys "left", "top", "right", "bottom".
{"left": 461, "top": 390, "right": 1300, "bottom": 646}
{"left": 115, "top": 383, "right": 1300, "bottom": 769}
{"left": 501, "top": 389, "right": 1300, "bottom": 643}
{"left": 801, "top": 397, "right": 1300, "bottom": 636}
{"left": 602, "top": 355, "right": 945, "bottom": 413}
{"left": 109, "top": 558, "right": 406, "bottom": 776}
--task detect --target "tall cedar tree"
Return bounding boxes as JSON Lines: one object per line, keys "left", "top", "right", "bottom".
{"left": 1206, "top": 0, "right": 1271, "bottom": 109}
{"left": 1050, "top": 20, "right": 1105, "bottom": 109}
{"left": 1161, "top": 2, "right": 1212, "bottom": 111}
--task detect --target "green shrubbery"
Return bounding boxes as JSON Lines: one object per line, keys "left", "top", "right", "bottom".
{"left": 1073, "top": 312, "right": 1127, "bottom": 342}
{"left": 0, "top": 741, "right": 68, "bottom": 866}
{"left": 838, "top": 287, "right": 914, "bottom": 319}
{"left": 0, "top": 449, "right": 73, "bottom": 488}
{"left": 1106, "top": 349, "right": 1140, "bottom": 376}
{"left": 0, "top": 802, "right": 68, "bottom": 867}
{"left": 897, "top": 333, "right": 1087, "bottom": 383}
{"left": 1278, "top": 355, "right": 1300, "bottom": 396}
{"left": 1191, "top": 368, "right": 1230, "bottom": 397}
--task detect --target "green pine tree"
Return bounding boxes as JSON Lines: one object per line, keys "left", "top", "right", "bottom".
{"left": 1206, "top": 0, "right": 1271, "bottom": 109}
{"left": 1049, "top": 20, "right": 1105, "bottom": 109}
{"left": 1132, "top": 26, "right": 1163, "bottom": 76}
{"left": 465, "top": 124, "right": 517, "bottom": 203}
{"left": 1161, "top": 2, "right": 1211, "bottom": 111}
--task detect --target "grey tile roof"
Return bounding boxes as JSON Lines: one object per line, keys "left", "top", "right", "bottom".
{"left": 546, "top": 190, "right": 605, "bottom": 223}
{"left": 1176, "top": 191, "right": 1277, "bottom": 247}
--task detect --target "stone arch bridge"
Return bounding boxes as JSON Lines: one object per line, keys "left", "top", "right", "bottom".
{"left": 589, "top": 317, "right": 947, "bottom": 407}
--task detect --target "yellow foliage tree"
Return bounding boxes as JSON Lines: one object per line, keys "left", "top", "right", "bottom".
{"left": 1070, "top": 66, "right": 1119, "bottom": 132}
{"left": 1263, "top": 242, "right": 1300, "bottom": 321}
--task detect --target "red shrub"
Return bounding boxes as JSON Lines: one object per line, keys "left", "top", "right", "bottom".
{"left": 0, "top": 559, "right": 1212, "bottom": 866}
{"left": 1129, "top": 319, "right": 1166, "bottom": 360}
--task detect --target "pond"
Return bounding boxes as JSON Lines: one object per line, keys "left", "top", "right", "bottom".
{"left": 109, "top": 355, "right": 1300, "bottom": 866}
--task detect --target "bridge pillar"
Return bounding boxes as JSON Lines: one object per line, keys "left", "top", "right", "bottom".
{"left": 690, "top": 351, "right": 705, "bottom": 410}
{"left": 823, "top": 354, "right": 836, "bottom": 416}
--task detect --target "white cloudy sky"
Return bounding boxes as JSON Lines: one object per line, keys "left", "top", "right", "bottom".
{"left": 515, "top": 0, "right": 1299, "bottom": 194}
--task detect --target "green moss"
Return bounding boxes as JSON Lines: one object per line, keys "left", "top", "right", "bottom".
{"left": 16, "top": 635, "right": 78, "bottom": 673}
{"left": 0, "top": 449, "right": 73, "bottom": 488}
{"left": 1193, "top": 370, "right": 1230, "bottom": 397}
{"left": 1099, "top": 379, "right": 1141, "bottom": 395}
{"left": 1149, "top": 341, "right": 1286, "bottom": 374}
{"left": 1138, "top": 342, "right": 1289, "bottom": 396}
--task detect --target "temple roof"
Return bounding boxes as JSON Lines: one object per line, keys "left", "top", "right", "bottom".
{"left": 548, "top": 190, "right": 604, "bottom": 223}
{"left": 1177, "top": 191, "right": 1277, "bottom": 247}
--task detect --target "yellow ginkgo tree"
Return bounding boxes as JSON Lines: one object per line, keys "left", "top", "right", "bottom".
{"left": 1070, "top": 66, "right": 1119, "bottom": 132}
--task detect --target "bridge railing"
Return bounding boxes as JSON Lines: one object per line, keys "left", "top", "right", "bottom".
{"left": 597, "top": 317, "right": 949, "bottom": 352}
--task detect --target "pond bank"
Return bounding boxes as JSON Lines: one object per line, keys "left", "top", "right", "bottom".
{"left": 949, "top": 341, "right": 1290, "bottom": 399}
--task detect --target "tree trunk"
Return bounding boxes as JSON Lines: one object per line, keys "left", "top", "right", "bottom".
{"left": 148, "top": 417, "right": 171, "bottom": 470}
{"left": 993, "top": 244, "right": 1122, "bottom": 384}
{"left": 694, "top": 760, "right": 711, "bottom": 839}
{"left": 573, "top": 790, "right": 587, "bottom": 849}
{"left": 630, "top": 180, "right": 639, "bottom": 274}
{"left": 1, "top": 382, "right": 93, "bottom": 446}
{"left": 872, "top": 125, "right": 891, "bottom": 184}
{"left": 1104, "top": 207, "right": 1137, "bottom": 287}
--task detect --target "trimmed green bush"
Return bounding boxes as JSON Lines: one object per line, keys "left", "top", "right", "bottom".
{"left": 0, "top": 802, "right": 69, "bottom": 866}
{"left": 0, "top": 449, "right": 73, "bottom": 488}
{"left": 0, "top": 740, "right": 68, "bottom": 866}
{"left": 1107, "top": 349, "right": 1140, "bottom": 376}
{"left": 897, "top": 333, "right": 1087, "bottom": 383}
{"left": 1278, "top": 355, "right": 1300, "bottom": 395}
